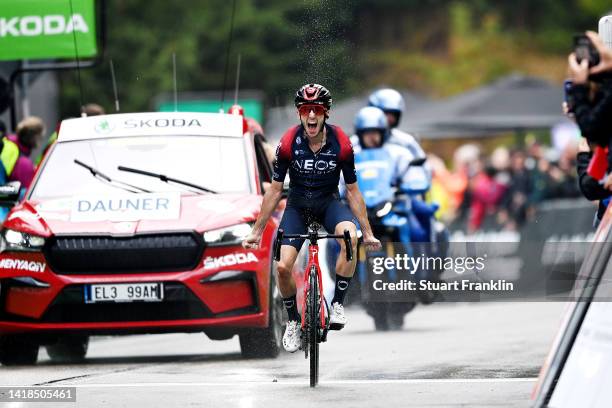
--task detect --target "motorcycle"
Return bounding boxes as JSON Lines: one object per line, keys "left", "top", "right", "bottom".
{"left": 396, "top": 156, "right": 449, "bottom": 305}
{"left": 351, "top": 147, "right": 448, "bottom": 330}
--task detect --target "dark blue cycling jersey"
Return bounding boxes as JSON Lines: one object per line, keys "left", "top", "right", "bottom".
{"left": 273, "top": 124, "right": 357, "bottom": 203}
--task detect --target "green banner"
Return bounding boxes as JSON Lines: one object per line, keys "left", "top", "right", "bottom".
{"left": 0, "top": 0, "right": 97, "bottom": 61}
{"left": 158, "top": 100, "right": 264, "bottom": 123}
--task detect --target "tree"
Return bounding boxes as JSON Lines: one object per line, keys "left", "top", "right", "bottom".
{"left": 59, "top": 0, "right": 357, "bottom": 116}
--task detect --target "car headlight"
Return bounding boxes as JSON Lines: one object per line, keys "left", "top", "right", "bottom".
{"left": 203, "top": 223, "right": 253, "bottom": 246}
{"left": 1, "top": 229, "right": 46, "bottom": 252}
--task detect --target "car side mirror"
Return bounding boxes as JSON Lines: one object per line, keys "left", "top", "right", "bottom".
{"left": 0, "top": 181, "right": 21, "bottom": 207}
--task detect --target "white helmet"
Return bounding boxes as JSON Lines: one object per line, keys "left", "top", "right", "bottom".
{"left": 354, "top": 106, "right": 389, "bottom": 148}
{"left": 368, "top": 89, "right": 405, "bottom": 112}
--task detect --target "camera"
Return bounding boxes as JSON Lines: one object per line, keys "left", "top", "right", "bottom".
{"left": 573, "top": 34, "right": 600, "bottom": 68}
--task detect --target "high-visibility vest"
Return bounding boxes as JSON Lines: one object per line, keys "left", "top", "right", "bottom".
{"left": 0, "top": 137, "right": 20, "bottom": 178}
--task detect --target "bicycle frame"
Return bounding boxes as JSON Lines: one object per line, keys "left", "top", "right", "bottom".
{"left": 301, "top": 243, "right": 326, "bottom": 331}
{"left": 273, "top": 225, "right": 352, "bottom": 387}
{"left": 273, "top": 225, "right": 353, "bottom": 334}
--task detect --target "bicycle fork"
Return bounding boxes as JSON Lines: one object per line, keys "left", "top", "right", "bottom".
{"left": 301, "top": 244, "right": 328, "bottom": 349}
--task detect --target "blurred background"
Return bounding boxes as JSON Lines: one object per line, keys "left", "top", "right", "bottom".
{"left": 53, "top": 0, "right": 611, "bottom": 112}
{"left": 2, "top": 2, "right": 612, "bottom": 406}
{"left": 43, "top": 0, "right": 612, "bottom": 234}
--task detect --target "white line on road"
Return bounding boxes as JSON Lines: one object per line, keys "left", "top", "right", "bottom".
{"left": 58, "top": 378, "right": 538, "bottom": 388}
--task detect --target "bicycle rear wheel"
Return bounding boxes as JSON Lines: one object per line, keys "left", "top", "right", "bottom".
{"left": 308, "top": 266, "right": 320, "bottom": 387}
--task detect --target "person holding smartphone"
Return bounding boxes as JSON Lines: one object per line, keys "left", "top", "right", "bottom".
{"left": 567, "top": 31, "right": 612, "bottom": 190}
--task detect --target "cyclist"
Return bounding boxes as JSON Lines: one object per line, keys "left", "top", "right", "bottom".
{"left": 243, "top": 83, "right": 381, "bottom": 352}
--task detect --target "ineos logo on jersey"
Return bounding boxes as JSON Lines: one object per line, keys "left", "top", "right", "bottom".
{"left": 293, "top": 159, "right": 337, "bottom": 172}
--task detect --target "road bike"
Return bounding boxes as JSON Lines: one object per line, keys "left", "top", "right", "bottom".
{"left": 274, "top": 223, "right": 353, "bottom": 387}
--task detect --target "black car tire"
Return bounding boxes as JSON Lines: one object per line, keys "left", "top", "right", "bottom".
{"left": 46, "top": 336, "right": 89, "bottom": 363}
{"left": 0, "top": 336, "right": 39, "bottom": 366}
{"left": 239, "top": 265, "right": 283, "bottom": 359}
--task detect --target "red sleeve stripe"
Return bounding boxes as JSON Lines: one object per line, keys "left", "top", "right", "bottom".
{"left": 332, "top": 125, "right": 353, "bottom": 161}
{"left": 277, "top": 126, "right": 299, "bottom": 161}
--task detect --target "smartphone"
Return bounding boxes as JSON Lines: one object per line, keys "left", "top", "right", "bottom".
{"left": 563, "top": 79, "right": 574, "bottom": 113}
{"left": 574, "top": 34, "right": 600, "bottom": 67}
{"left": 563, "top": 80, "right": 572, "bottom": 102}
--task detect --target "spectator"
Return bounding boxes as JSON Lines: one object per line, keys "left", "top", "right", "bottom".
{"left": 467, "top": 157, "right": 507, "bottom": 232}
{"left": 500, "top": 149, "right": 534, "bottom": 229}
{"left": 424, "top": 141, "right": 582, "bottom": 232}
{"left": 555, "top": 152, "right": 581, "bottom": 198}
{"left": 576, "top": 138, "right": 611, "bottom": 227}
{"left": 0, "top": 120, "right": 19, "bottom": 185}
{"left": 83, "top": 103, "right": 105, "bottom": 116}
{"left": 566, "top": 31, "right": 612, "bottom": 189}
{"left": 490, "top": 146, "right": 512, "bottom": 191}
{"left": 426, "top": 154, "right": 453, "bottom": 221}
{"left": 9, "top": 116, "right": 46, "bottom": 189}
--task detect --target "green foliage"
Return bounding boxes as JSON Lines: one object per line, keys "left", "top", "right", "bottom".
{"left": 362, "top": 0, "right": 612, "bottom": 97}
{"left": 59, "top": 0, "right": 357, "bottom": 115}
{"left": 59, "top": 0, "right": 612, "bottom": 115}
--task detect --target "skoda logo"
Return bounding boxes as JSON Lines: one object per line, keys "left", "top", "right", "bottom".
{"left": 94, "top": 119, "right": 114, "bottom": 134}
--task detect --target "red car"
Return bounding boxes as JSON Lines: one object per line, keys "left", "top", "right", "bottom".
{"left": 0, "top": 111, "right": 285, "bottom": 365}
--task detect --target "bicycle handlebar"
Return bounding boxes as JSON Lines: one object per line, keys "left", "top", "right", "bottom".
{"left": 274, "top": 228, "right": 353, "bottom": 262}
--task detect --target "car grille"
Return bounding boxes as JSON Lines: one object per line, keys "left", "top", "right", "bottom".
{"left": 44, "top": 233, "right": 204, "bottom": 275}
{"left": 40, "top": 283, "right": 213, "bottom": 323}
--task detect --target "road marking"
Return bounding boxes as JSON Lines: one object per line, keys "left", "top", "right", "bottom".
{"left": 58, "top": 378, "right": 538, "bottom": 388}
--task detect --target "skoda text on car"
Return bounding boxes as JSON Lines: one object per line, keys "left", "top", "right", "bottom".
{"left": 0, "top": 111, "right": 285, "bottom": 365}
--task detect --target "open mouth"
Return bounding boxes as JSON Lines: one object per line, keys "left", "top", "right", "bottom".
{"left": 307, "top": 122, "right": 318, "bottom": 132}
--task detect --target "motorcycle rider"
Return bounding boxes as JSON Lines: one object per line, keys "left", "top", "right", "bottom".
{"left": 367, "top": 89, "right": 435, "bottom": 237}
{"left": 242, "top": 84, "right": 381, "bottom": 352}
{"left": 352, "top": 106, "right": 415, "bottom": 177}
{"left": 368, "top": 88, "right": 428, "bottom": 162}
{"left": 350, "top": 106, "right": 426, "bottom": 330}
{"left": 351, "top": 105, "right": 415, "bottom": 234}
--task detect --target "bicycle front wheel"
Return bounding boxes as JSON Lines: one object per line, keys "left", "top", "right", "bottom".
{"left": 308, "top": 266, "right": 320, "bottom": 387}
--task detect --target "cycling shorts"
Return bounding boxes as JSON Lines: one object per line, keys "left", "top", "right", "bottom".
{"left": 279, "top": 196, "right": 357, "bottom": 251}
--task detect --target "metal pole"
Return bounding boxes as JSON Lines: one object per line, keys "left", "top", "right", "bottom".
{"left": 21, "top": 60, "right": 30, "bottom": 119}
{"left": 172, "top": 53, "right": 178, "bottom": 112}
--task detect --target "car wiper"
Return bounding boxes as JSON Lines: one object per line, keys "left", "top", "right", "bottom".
{"left": 74, "top": 159, "right": 151, "bottom": 193}
{"left": 117, "top": 166, "right": 217, "bottom": 194}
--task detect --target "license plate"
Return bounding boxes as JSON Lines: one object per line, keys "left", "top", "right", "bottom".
{"left": 85, "top": 283, "right": 164, "bottom": 303}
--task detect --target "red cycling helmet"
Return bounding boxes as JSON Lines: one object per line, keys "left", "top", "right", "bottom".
{"left": 294, "top": 83, "right": 332, "bottom": 110}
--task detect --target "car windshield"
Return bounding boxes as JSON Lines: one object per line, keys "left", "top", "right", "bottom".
{"left": 30, "top": 135, "right": 251, "bottom": 199}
